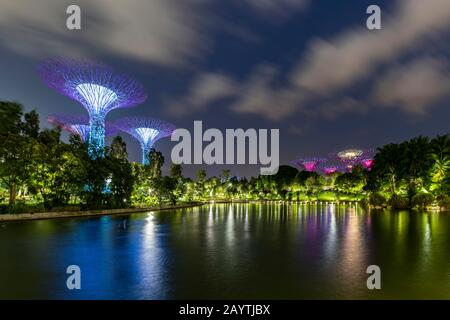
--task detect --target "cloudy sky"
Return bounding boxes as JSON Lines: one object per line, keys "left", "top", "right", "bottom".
{"left": 0, "top": 0, "right": 449, "bottom": 178}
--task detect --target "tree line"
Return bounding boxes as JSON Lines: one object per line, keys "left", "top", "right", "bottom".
{"left": 1, "top": 101, "right": 449, "bottom": 213}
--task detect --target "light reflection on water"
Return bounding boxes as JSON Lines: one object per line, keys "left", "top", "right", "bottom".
{"left": 0, "top": 203, "right": 449, "bottom": 299}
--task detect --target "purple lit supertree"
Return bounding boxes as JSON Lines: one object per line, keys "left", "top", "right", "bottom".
{"left": 291, "top": 158, "right": 327, "bottom": 172}
{"left": 317, "top": 161, "right": 344, "bottom": 175}
{"left": 330, "top": 149, "right": 374, "bottom": 172}
{"left": 114, "top": 117, "right": 176, "bottom": 165}
{"left": 48, "top": 114, "right": 118, "bottom": 142}
{"left": 358, "top": 149, "right": 376, "bottom": 171}
{"left": 38, "top": 58, "right": 147, "bottom": 158}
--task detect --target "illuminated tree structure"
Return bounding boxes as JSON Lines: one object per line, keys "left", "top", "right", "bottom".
{"left": 292, "top": 158, "right": 327, "bottom": 172}
{"left": 359, "top": 149, "right": 376, "bottom": 170}
{"left": 317, "top": 161, "right": 343, "bottom": 175}
{"left": 331, "top": 149, "right": 374, "bottom": 171}
{"left": 48, "top": 114, "right": 118, "bottom": 142}
{"left": 38, "top": 58, "right": 147, "bottom": 158}
{"left": 115, "top": 117, "right": 175, "bottom": 165}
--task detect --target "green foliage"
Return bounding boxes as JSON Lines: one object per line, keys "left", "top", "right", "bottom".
{"left": 369, "top": 193, "right": 386, "bottom": 207}
{"left": 1, "top": 100, "right": 449, "bottom": 212}
{"left": 387, "top": 194, "right": 409, "bottom": 210}
{"left": 411, "top": 193, "right": 434, "bottom": 209}
{"left": 436, "top": 194, "right": 450, "bottom": 209}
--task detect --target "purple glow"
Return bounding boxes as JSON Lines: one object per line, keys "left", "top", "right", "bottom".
{"left": 38, "top": 58, "right": 147, "bottom": 157}
{"left": 330, "top": 148, "right": 375, "bottom": 171}
{"left": 361, "top": 158, "right": 374, "bottom": 170}
{"left": 48, "top": 114, "right": 117, "bottom": 142}
{"left": 323, "top": 166, "right": 338, "bottom": 175}
{"left": 292, "top": 158, "right": 327, "bottom": 172}
{"left": 38, "top": 58, "right": 147, "bottom": 117}
{"left": 114, "top": 117, "right": 176, "bottom": 165}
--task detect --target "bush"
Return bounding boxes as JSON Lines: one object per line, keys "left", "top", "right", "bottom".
{"left": 317, "top": 191, "right": 337, "bottom": 201}
{"left": 387, "top": 194, "right": 409, "bottom": 209}
{"left": 436, "top": 194, "right": 450, "bottom": 209}
{"left": 411, "top": 193, "right": 434, "bottom": 208}
{"left": 369, "top": 193, "right": 386, "bottom": 207}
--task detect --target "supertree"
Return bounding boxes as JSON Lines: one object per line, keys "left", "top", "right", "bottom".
{"left": 48, "top": 114, "right": 118, "bottom": 142}
{"left": 331, "top": 149, "right": 374, "bottom": 171}
{"left": 317, "top": 161, "right": 344, "bottom": 175}
{"left": 38, "top": 58, "right": 147, "bottom": 158}
{"left": 115, "top": 117, "right": 176, "bottom": 165}
{"left": 358, "top": 149, "right": 376, "bottom": 170}
{"left": 291, "top": 157, "right": 327, "bottom": 172}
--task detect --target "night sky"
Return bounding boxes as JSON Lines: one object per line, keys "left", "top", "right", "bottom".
{"left": 0, "top": 0, "right": 449, "bottom": 178}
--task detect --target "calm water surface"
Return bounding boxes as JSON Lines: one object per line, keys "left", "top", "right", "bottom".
{"left": 0, "top": 203, "right": 449, "bottom": 299}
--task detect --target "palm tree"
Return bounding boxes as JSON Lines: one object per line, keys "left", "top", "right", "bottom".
{"left": 430, "top": 135, "right": 450, "bottom": 195}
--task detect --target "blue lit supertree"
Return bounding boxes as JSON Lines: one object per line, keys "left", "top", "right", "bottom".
{"left": 38, "top": 58, "right": 147, "bottom": 158}
{"left": 48, "top": 114, "right": 118, "bottom": 142}
{"left": 115, "top": 117, "right": 175, "bottom": 165}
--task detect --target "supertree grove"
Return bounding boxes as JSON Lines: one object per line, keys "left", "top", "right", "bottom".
{"left": 48, "top": 114, "right": 118, "bottom": 142}
{"left": 115, "top": 117, "right": 175, "bottom": 165}
{"left": 38, "top": 58, "right": 147, "bottom": 158}
{"left": 317, "top": 161, "right": 344, "bottom": 175}
{"left": 292, "top": 157, "right": 327, "bottom": 172}
{"left": 330, "top": 149, "right": 375, "bottom": 171}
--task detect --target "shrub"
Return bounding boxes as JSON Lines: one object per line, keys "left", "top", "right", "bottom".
{"left": 436, "top": 194, "right": 450, "bottom": 209}
{"left": 387, "top": 194, "right": 409, "bottom": 209}
{"left": 411, "top": 193, "right": 434, "bottom": 208}
{"left": 317, "top": 191, "right": 337, "bottom": 201}
{"left": 369, "top": 193, "right": 386, "bottom": 207}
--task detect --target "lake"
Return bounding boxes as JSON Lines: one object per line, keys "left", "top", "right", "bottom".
{"left": 0, "top": 203, "right": 449, "bottom": 299}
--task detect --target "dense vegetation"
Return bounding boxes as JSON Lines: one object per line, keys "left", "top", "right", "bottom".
{"left": 1, "top": 101, "right": 449, "bottom": 213}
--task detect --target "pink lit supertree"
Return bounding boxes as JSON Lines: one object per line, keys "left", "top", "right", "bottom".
{"left": 114, "top": 117, "right": 175, "bottom": 165}
{"left": 38, "top": 58, "right": 147, "bottom": 158}
{"left": 48, "top": 114, "right": 118, "bottom": 142}
{"left": 291, "top": 158, "right": 327, "bottom": 172}
{"left": 317, "top": 161, "right": 345, "bottom": 175}
{"left": 358, "top": 149, "right": 375, "bottom": 170}
{"left": 330, "top": 149, "right": 375, "bottom": 172}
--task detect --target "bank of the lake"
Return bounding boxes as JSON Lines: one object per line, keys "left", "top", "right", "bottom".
{"left": 0, "top": 202, "right": 204, "bottom": 222}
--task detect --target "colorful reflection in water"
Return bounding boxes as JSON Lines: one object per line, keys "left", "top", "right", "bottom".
{"left": 0, "top": 203, "right": 449, "bottom": 299}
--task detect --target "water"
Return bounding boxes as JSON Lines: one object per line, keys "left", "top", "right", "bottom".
{"left": 0, "top": 203, "right": 449, "bottom": 299}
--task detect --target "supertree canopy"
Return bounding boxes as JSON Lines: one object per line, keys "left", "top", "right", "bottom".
{"left": 115, "top": 117, "right": 175, "bottom": 165}
{"left": 331, "top": 149, "right": 374, "bottom": 171}
{"left": 292, "top": 157, "right": 327, "bottom": 172}
{"left": 317, "top": 161, "right": 344, "bottom": 175}
{"left": 48, "top": 114, "right": 118, "bottom": 142}
{"left": 359, "top": 149, "right": 376, "bottom": 170}
{"left": 38, "top": 58, "right": 147, "bottom": 158}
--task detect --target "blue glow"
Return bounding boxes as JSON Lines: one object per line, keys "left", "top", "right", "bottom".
{"left": 88, "top": 115, "right": 106, "bottom": 159}
{"left": 75, "top": 83, "right": 118, "bottom": 159}
{"left": 76, "top": 83, "right": 118, "bottom": 116}
{"left": 71, "top": 124, "right": 90, "bottom": 142}
{"left": 135, "top": 128, "right": 159, "bottom": 165}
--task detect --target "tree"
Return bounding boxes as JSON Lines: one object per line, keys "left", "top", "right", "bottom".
{"left": 108, "top": 136, "right": 134, "bottom": 208}
{"left": 430, "top": 135, "right": 450, "bottom": 195}
{"left": 399, "top": 137, "right": 433, "bottom": 200}
{"left": 148, "top": 148, "right": 164, "bottom": 180}
{"left": 0, "top": 102, "right": 31, "bottom": 207}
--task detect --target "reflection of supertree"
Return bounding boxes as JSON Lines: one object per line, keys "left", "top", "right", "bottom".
{"left": 292, "top": 158, "right": 327, "bottom": 172}
{"left": 38, "top": 58, "right": 147, "bottom": 158}
{"left": 115, "top": 117, "right": 175, "bottom": 165}
{"left": 48, "top": 114, "right": 118, "bottom": 142}
{"left": 331, "top": 149, "right": 374, "bottom": 171}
